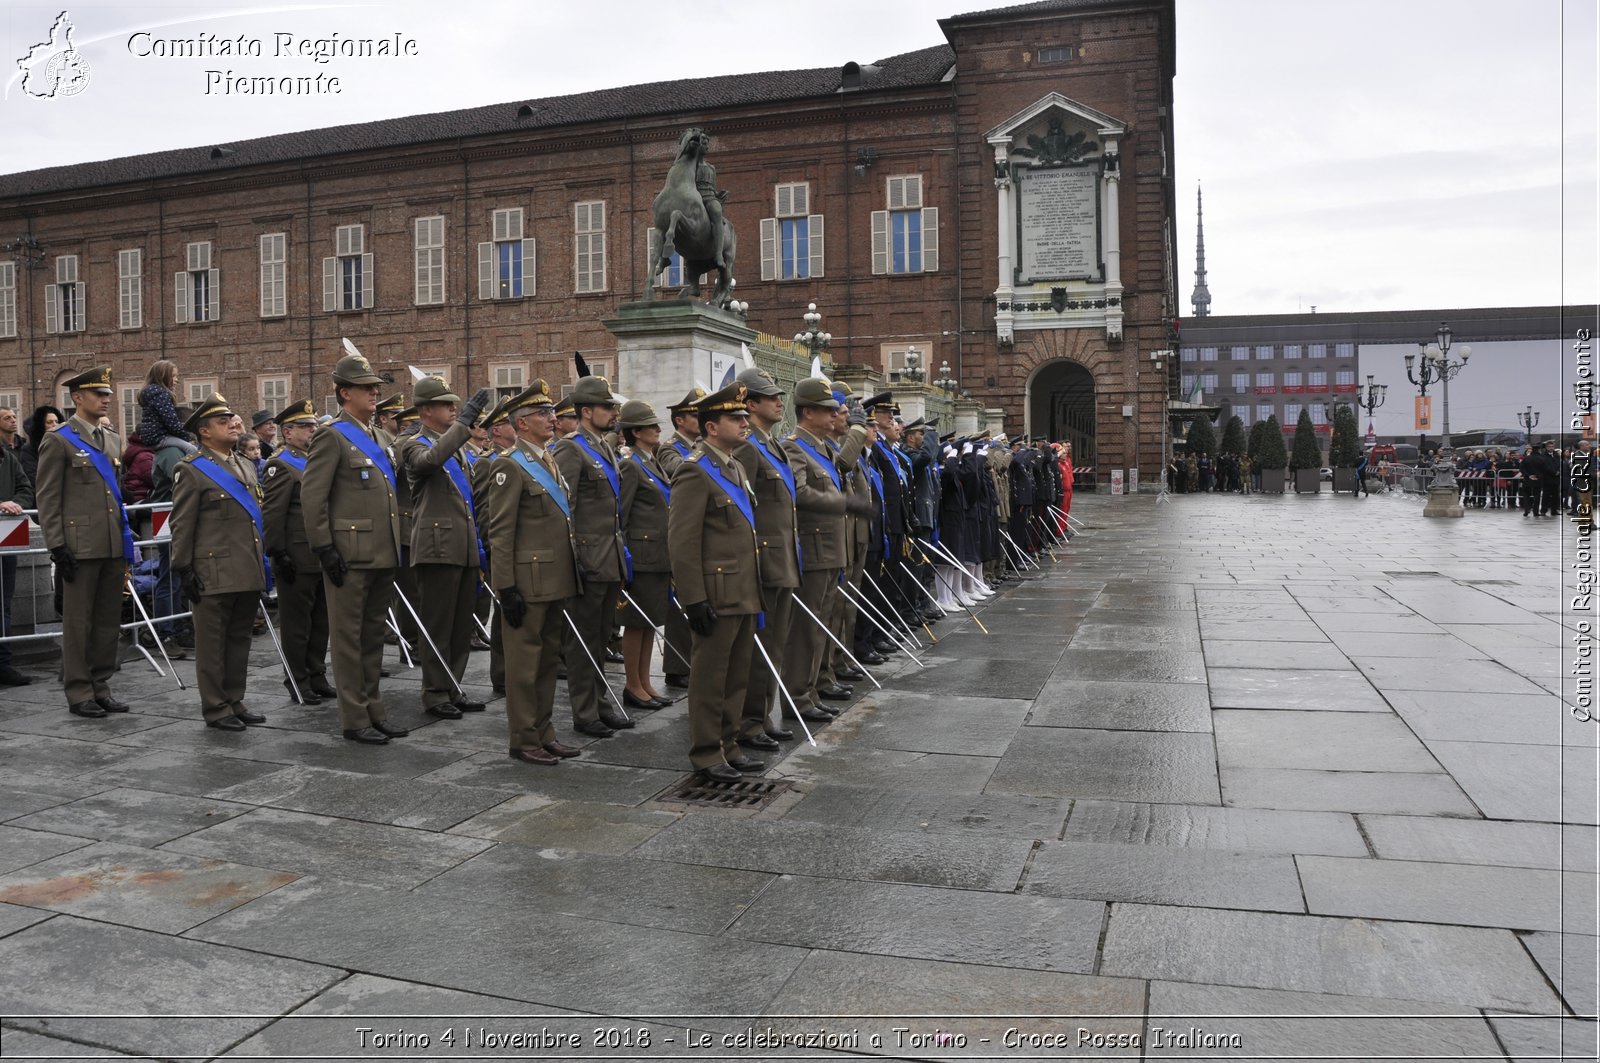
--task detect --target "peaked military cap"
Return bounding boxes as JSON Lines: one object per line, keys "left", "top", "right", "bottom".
{"left": 482, "top": 395, "right": 515, "bottom": 429}
{"left": 696, "top": 382, "right": 749, "bottom": 416}
{"left": 617, "top": 399, "right": 662, "bottom": 429}
{"left": 63, "top": 365, "right": 114, "bottom": 394}
{"left": 735, "top": 367, "right": 784, "bottom": 397}
{"left": 274, "top": 400, "right": 318, "bottom": 426}
{"left": 251, "top": 409, "right": 275, "bottom": 429}
{"left": 669, "top": 385, "right": 709, "bottom": 413}
{"left": 411, "top": 375, "right": 460, "bottom": 406}
{"left": 505, "top": 379, "right": 556, "bottom": 418}
{"left": 792, "top": 377, "right": 840, "bottom": 410}
{"left": 375, "top": 394, "right": 406, "bottom": 416}
{"left": 554, "top": 396, "right": 577, "bottom": 419}
{"left": 333, "top": 352, "right": 385, "bottom": 387}
{"left": 183, "top": 393, "right": 234, "bottom": 435}
{"left": 903, "top": 417, "right": 928, "bottom": 432}
{"left": 863, "top": 391, "right": 899, "bottom": 415}
{"left": 569, "top": 376, "right": 620, "bottom": 407}
{"left": 396, "top": 407, "right": 419, "bottom": 425}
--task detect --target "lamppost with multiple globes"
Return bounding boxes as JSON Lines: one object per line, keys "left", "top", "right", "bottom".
{"left": 793, "top": 302, "right": 831, "bottom": 363}
{"left": 1518, "top": 405, "right": 1540, "bottom": 436}
{"left": 900, "top": 346, "right": 925, "bottom": 384}
{"left": 1404, "top": 322, "right": 1472, "bottom": 455}
{"left": 932, "top": 360, "right": 958, "bottom": 392}
{"left": 1356, "top": 374, "right": 1387, "bottom": 447}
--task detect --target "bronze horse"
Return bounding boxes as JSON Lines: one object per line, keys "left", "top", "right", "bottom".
{"left": 644, "top": 127, "right": 737, "bottom": 307}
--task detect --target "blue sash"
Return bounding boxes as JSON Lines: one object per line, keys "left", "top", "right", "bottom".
{"left": 55, "top": 424, "right": 135, "bottom": 563}
{"left": 188, "top": 456, "right": 264, "bottom": 537}
{"left": 755, "top": 437, "right": 796, "bottom": 500}
{"left": 570, "top": 433, "right": 621, "bottom": 504}
{"left": 415, "top": 435, "right": 475, "bottom": 511}
{"left": 694, "top": 454, "right": 755, "bottom": 530}
{"left": 877, "top": 441, "right": 908, "bottom": 485}
{"left": 510, "top": 450, "right": 571, "bottom": 518}
{"left": 631, "top": 453, "right": 671, "bottom": 504}
{"left": 670, "top": 439, "right": 693, "bottom": 459}
{"left": 330, "top": 421, "right": 396, "bottom": 490}
{"left": 790, "top": 436, "right": 841, "bottom": 491}
{"left": 273, "top": 451, "right": 307, "bottom": 473}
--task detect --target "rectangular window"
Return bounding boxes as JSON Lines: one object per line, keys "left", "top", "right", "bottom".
{"left": 1284, "top": 403, "right": 1303, "bottom": 424}
{"left": 1258, "top": 404, "right": 1276, "bottom": 423}
{"left": 1200, "top": 372, "right": 1218, "bottom": 392}
{"left": 0, "top": 391, "right": 19, "bottom": 411}
{"left": 1180, "top": 348, "right": 1197, "bottom": 363}
{"left": 1283, "top": 344, "right": 1301, "bottom": 359}
{"left": 1037, "top": 44, "right": 1075, "bottom": 64}
{"left": 1307, "top": 344, "right": 1327, "bottom": 358}
{"left": 0, "top": 262, "right": 17, "bottom": 338}
{"left": 1255, "top": 371, "right": 1275, "bottom": 388}
{"left": 491, "top": 362, "right": 526, "bottom": 401}
{"left": 175, "top": 241, "right": 218, "bottom": 323}
{"left": 117, "top": 249, "right": 142, "bottom": 329}
{"left": 1310, "top": 403, "right": 1328, "bottom": 425}
{"left": 1335, "top": 342, "right": 1355, "bottom": 357}
{"left": 1200, "top": 347, "right": 1218, "bottom": 362}
{"left": 120, "top": 386, "right": 139, "bottom": 437}
{"left": 1336, "top": 369, "right": 1356, "bottom": 387}
{"left": 1231, "top": 372, "right": 1249, "bottom": 391}
{"left": 1181, "top": 374, "right": 1195, "bottom": 394}
{"left": 414, "top": 216, "right": 445, "bottom": 306}
{"left": 323, "top": 223, "right": 372, "bottom": 311}
{"left": 759, "top": 182, "right": 824, "bottom": 282}
{"left": 259, "top": 375, "right": 290, "bottom": 416}
{"left": 1231, "top": 346, "right": 1248, "bottom": 360}
{"left": 872, "top": 175, "right": 938, "bottom": 274}
{"left": 45, "top": 254, "right": 85, "bottom": 334}
{"left": 1283, "top": 371, "right": 1303, "bottom": 389}
{"left": 574, "top": 201, "right": 606, "bottom": 294}
{"left": 414, "top": 364, "right": 449, "bottom": 384}
{"left": 187, "top": 380, "right": 217, "bottom": 406}
{"left": 1254, "top": 345, "right": 1273, "bottom": 360}
{"left": 1308, "top": 370, "right": 1327, "bottom": 389}
{"left": 259, "top": 233, "right": 287, "bottom": 317}
{"left": 479, "top": 208, "right": 535, "bottom": 300}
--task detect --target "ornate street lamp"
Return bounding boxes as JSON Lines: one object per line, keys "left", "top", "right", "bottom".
{"left": 900, "top": 346, "right": 925, "bottom": 383}
{"left": 793, "top": 302, "right": 831, "bottom": 362}
{"left": 1518, "top": 405, "right": 1540, "bottom": 435}
{"left": 1406, "top": 322, "right": 1471, "bottom": 515}
{"left": 1420, "top": 322, "right": 1471, "bottom": 451}
{"left": 932, "top": 360, "right": 958, "bottom": 392}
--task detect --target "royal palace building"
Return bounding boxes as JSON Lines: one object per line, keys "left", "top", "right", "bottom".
{"left": 0, "top": 0, "right": 1178, "bottom": 480}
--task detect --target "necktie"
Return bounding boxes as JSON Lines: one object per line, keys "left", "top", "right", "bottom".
{"left": 93, "top": 427, "right": 104, "bottom": 450}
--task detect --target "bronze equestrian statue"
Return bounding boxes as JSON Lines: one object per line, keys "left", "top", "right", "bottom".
{"left": 644, "top": 127, "right": 738, "bottom": 308}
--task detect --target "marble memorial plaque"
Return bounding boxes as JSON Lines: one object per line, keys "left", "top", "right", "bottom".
{"left": 1018, "top": 166, "right": 1100, "bottom": 282}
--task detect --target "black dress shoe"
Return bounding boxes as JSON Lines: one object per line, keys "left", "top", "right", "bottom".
{"left": 284, "top": 679, "right": 322, "bottom": 705}
{"left": 784, "top": 705, "right": 833, "bottom": 723}
{"left": 836, "top": 665, "right": 867, "bottom": 681}
{"left": 598, "top": 709, "right": 635, "bottom": 730}
{"left": 665, "top": 674, "right": 690, "bottom": 689}
{"left": 622, "top": 690, "right": 661, "bottom": 711}
{"left": 0, "top": 666, "right": 32, "bottom": 686}
{"left": 858, "top": 651, "right": 888, "bottom": 666}
{"left": 872, "top": 638, "right": 899, "bottom": 654}
{"left": 453, "top": 699, "right": 486, "bottom": 712}
{"left": 766, "top": 726, "right": 795, "bottom": 741}
{"left": 604, "top": 648, "right": 625, "bottom": 663}
{"left": 575, "top": 720, "right": 615, "bottom": 738}
{"left": 726, "top": 754, "right": 766, "bottom": 773}
{"left": 372, "top": 720, "right": 410, "bottom": 738}
{"left": 737, "top": 733, "right": 780, "bottom": 751}
{"left": 426, "top": 703, "right": 463, "bottom": 720}
{"left": 699, "top": 763, "right": 742, "bottom": 783}
{"left": 343, "top": 727, "right": 389, "bottom": 744}
{"left": 818, "top": 684, "right": 853, "bottom": 701}
{"left": 509, "top": 746, "right": 560, "bottom": 765}
{"left": 207, "top": 716, "right": 247, "bottom": 732}
{"left": 307, "top": 676, "right": 338, "bottom": 698}
{"left": 95, "top": 696, "right": 130, "bottom": 714}
{"left": 69, "top": 700, "right": 106, "bottom": 719}
{"left": 234, "top": 707, "right": 267, "bottom": 725}
{"left": 649, "top": 692, "right": 680, "bottom": 707}
{"left": 492, "top": 683, "right": 506, "bottom": 695}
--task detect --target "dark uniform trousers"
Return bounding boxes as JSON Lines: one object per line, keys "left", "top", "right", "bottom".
{"left": 326, "top": 568, "right": 395, "bottom": 729}
{"left": 61, "top": 559, "right": 125, "bottom": 705}
{"left": 489, "top": 609, "right": 505, "bottom": 690}
{"left": 195, "top": 591, "right": 257, "bottom": 722}
{"left": 741, "top": 584, "right": 794, "bottom": 738}
{"left": 506, "top": 598, "right": 567, "bottom": 749}
{"left": 690, "top": 612, "right": 756, "bottom": 769}
{"left": 825, "top": 532, "right": 867, "bottom": 685}
{"left": 415, "top": 563, "right": 476, "bottom": 707}
{"left": 394, "top": 552, "right": 422, "bottom": 643}
{"left": 563, "top": 580, "right": 619, "bottom": 725}
{"left": 785, "top": 566, "right": 841, "bottom": 711}
{"left": 274, "top": 560, "right": 329, "bottom": 685}
{"left": 663, "top": 602, "right": 692, "bottom": 679}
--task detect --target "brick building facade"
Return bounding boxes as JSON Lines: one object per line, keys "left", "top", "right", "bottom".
{"left": 0, "top": 0, "right": 1176, "bottom": 480}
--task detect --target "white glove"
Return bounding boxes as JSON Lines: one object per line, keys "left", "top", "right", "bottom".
{"left": 942, "top": 447, "right": 956, "bottom": 460}
{"left": 962, "top": 442, "right": 974, "bottom": 456}
{"left": 978, "top": 446, "right": 990, "bottom": 457}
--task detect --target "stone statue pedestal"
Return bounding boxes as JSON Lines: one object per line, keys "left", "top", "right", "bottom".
{"left": 604, "top": 301, "right": 756, "bottom": 418}
{"left": 1422, "top": 484, "right": 1465, "bottom": 518}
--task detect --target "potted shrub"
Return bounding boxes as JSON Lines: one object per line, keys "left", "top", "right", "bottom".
{"left": 1185, "top": 414, "right": 1217, "bottom": 459}
{"left": 1290, "top": 409, "right": 1323, "bottom": 493}
{"left": 1329, "top": 403, "right": 1362, "bottom": 493}
{"left": 1220, "top": 415, "right": 1247, "bottom": 458}
{"left": 1257, "top": 416, "right": 1287, "bottom": 493}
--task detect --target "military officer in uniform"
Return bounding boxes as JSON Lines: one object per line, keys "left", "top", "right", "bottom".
{"left": 388, "top": 402, "right": 423, "bottom": 657}
{"left": 375, "top": 394, "right": 404, "bottom": 437}
{"left": 301, "top": 350, "right": 410, "bottom": 745}
{"left": 262, "top": 400, "right": 334, "bottom": 704}
{"left": 485, "top": 380, "right": 584, "bottom": 766}
{"left": 552, "top": 376, "right": 632, "bottom": 736}
{"left": 397, "top": 375, "right": 494, "bottom": 720}
{"left": 35, "top": 366, "right": 135, "bottom": 718}
{"left": 473, "top": 400, "right": 517, "bottom": 697}
{"left": 668, "top": 382, "right": 763, "bottom": 783}
{"left": 170, "top": 395, "right": 268, "bottom": 731}
{"left": 553, "top": 397, "right": 579, "bottom": 440}
{"left": 731, "top": 367, "right": 798, "bottom": 749}
{"left": 616, "top": 399, "right": 677, "bottom": 710}
{"left": 655, "top": 385, "right": 704, "bottom": 690}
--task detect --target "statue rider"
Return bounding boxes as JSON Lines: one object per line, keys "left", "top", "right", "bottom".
{"left": 695, "top": 138, "right": 729, "bottom": 271}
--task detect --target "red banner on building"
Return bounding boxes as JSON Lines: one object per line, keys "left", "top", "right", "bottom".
{"left": 1333, "top": 383, "right": 1359, "bottom": 393}
{"left": 1255, "top": 386, "right": 1278, "bottom": 395}
{"left": 1282, "top": 385, "right": 1305, "bottom": 394}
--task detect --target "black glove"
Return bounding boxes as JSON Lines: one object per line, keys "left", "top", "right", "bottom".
{"left": 50, "top": 545, "right": 77, "bottom": 583}
{"left": 498, "top": 586, "right": 526, "bottom": 629}
{"left": 315, "top": 545, "right": 347, "bottom": 587}
{"left": 461, "top": 387, "right": 495, "bottom": 427}
{"left": 685, "top": 600, "right": 718, "bottom": 636}
{"left": 175, "top": 565, "right": 203, "bottom": 604}
{"left": 271, "top": 552, "right": 296, "bottom": 584}
{"left": 846, "top": 405, "right": 867, "bottom": 428}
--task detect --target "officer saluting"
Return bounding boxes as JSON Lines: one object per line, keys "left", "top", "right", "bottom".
{"left": 170, "top": 395, "right": 267, "bottom": 731}
{"left": 668, "top": 382, "right": 764, "bottom": 783}
{"left": 485, "top": 380, "right": 584, "bottom": 766}
{"left": 262, "top": 400, "right": 334, "bottom": 705}
{"left": 300, "top": 347, "right": 409, "bottom": 745}
{"left": 35, "top": 365, "right": 136, "bottom": 719}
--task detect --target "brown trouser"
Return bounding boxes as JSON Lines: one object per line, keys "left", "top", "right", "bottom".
{"left": 194, "top": 591, "right": 256, "bottom": 723}
{"left": 663, "top": 595, "right": 692, "bottom": 679}
{"left": 325, "top": 567, "right": 394, "bottom": 729}
{"left": 823, "top": 543, "right": 866, "bottom": 686}
{"left": 505, "top": 597, "right": 566, "bottom": 751}
{"left": 741, "top": 584, "right": 795, "bottom": 738}
{"left": 688, "top": 611, "right": 756, "bottom": 769}
{"left": 784, "top": 565, "right": 840, "bottom": 712}
{"left": 562, "top": 579, "right": 618, "bottom": 726}
{"left": 61, "top": 557, "right": 126, "bottom": 706}
{"left": 414, "top": 563, "right": 476, "bottom": 708}
{"left": 273, "top": 558, "right": 328, "bottom": 685}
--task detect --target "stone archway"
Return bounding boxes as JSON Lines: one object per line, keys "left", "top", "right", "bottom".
{"left": 1026, "top": 358, "right": 1096, "bottom": 464}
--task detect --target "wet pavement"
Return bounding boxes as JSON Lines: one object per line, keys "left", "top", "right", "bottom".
{"left": 0, "top": 488, "right": 1595, "bottom": 1060}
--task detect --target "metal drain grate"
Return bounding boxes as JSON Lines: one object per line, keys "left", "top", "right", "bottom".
{"left": 658, "top": 775, "right": 791, "bottom": 809}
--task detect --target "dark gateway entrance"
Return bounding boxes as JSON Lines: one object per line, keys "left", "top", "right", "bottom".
{"left": 1027, "top": 359, "right": 1095, "bottom": 463}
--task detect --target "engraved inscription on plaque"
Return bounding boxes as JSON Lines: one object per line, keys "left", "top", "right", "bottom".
{"left": 1017, "top": 166, "right": 1100, "bottom": 283}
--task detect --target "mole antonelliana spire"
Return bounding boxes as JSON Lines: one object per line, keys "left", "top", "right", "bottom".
{"left": 1190, "top": 183, "right": 1211, "bottom": 318}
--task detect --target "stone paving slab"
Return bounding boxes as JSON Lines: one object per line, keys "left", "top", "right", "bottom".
{"left": 0, "top": 916, "right": 344, "bottom": 1059}
{"left": 446, "top": 795, "right": 682, "bottom": 854}
{"left": 1205, "top": 668, "right": 1391, "bottom": 711}
{"left": 1061, "top": 799, "right": 1367, "bottom": 856}
{"left": 1196, "top": 619, "right": 1328, "bottom": 641}
{"left": 1318, "top": 629, "right": 1487, "bottom": 659}
{"left": 7, "top": 786, "right": 250, "bottom": 846}
{"left": 1028, "top": 679, "right": 1213, "bottom": 732}
{"left": 0, "top": 1031, "right": 133, "bottom": 1058}
{"left": 1310, "top": 610, "right": 1446, "bottom": 633}
{"left": 209, "top": 763, "right": 513, "bottom": 831}
{"left": 726, "top": 875, "right": 1105, "bottom": 973}
{"left": 887, "top": 654, "right": 1060, "bottom": 699}
{"left": 0, "top": 824, "right": 92, "bottom": 875}
{"left": 1144, "top": 981, "right": 1507, "bottom": 1059}
{"left": 1212, "top": 710, "right": 1440, "bottom": 773}
{"left": 773, "top": 742, "right": 1000, "bottom": 793}
{"left": 1201, "top": 639, "right": 1356, "bottom": 670}
{"left": 1487, "top": 1014, "right": 1600, "bottom": 1062}
{"left": 1353, "top": 655, "right": 1550, "bottom": 695}
{"left": 0, "top": 899, "right": 56, "bottom": 938}
{"left": 819, "top": 691, "right": 1031, "bottom": 757}
{"left": 1382, "top": 581, "right": 1537, "bottom": 624}
{"left": 1360, "top": 814, "right": 1595, "bottom": 871}
{"left": 1067, "top": 622, "right": 1202, "bottom": 650}
{"left": 1384, "top": 690, "right": 1587, "bottom": 745}
{"left": 988, "top": 728, "right": 1220, "bottom": 803}
{"left": 1521, "top": 931, "right": 1599, "bottom": 1017}
{"left": 1025, "top": 840, "right": 1305, "bottom": 912}
{"left": 784, "top": 784, "right": 1068, "bottom": 838}
{"left": 413, "top": 751, "right": 683, "bottom": 804}
{"left": 1425, "top": 740, "right": 1599, "bottom": 824}
{"left": 0, "top": 708, "right": 175, "bottom": 742}
{"left": 1052, "top": 647, "right": 1207, "bottom": 684}
{"left": 1220, "top": 766, "right": 1479, "bottom": 815}
{"left": 0, "top": 733, "right": 137, "bottom": 778}
{"left": 1100, "top": 902, "right": 1562, "bottom": 1013}
{"left": 109, "top": 723, "right": 477, "bottom": 778}
{"left": 78, "top": 748, "right": 303, "bottom": 797}
{"left": 0, "top": 784, "right": 77, "bottom": 822}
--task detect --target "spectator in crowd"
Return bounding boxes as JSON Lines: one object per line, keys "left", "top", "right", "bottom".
{"left": 18, "top": 405, "right": 62, "bottom": 485}
{"left": 134, "top": 360, "right": 195, "bottom": 454}
{"left": 0, "top": 409, "right": 34, "bottom": 685}
{"left": 251, "top": 410, "right": 277, "bottom": 459}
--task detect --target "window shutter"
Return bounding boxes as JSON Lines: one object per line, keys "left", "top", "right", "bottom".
{"left": 207, "top": 268, "right": 221, "bottom": 319}
{"left": 776, "top": 185, "right": 792, "bottom": 217}
{"left": 870, "top": 211, "right": 889, "bottom": 275}
{"left": 322, "top": 257, "right": 337, "bottom": 312}
{"left": 793, "top": 183, "right": 810, "bottom": 216}
{"left": 759, "top": 218, "right": 776, "bottom": 281}
{"left": 174, "top": 272, "right": 190, "bottom": 323}
{"left": 44, "top": 283, "right": 59, "bottom": 334}
{"left": 907, "top": 176, "right": 924, "bottom": 208}
{"left": 808, "top": 214, "right": 824, "bottom": 278}
{"left": 71, "top": 282, "right": 86, "bottom": 331}
{"left": 360, "top": 253, "right": 374, "bottom": 309}
{"left": 521, "top": 239, "right": 536, "bottom": 296}
{"left": 55, "top": 257, "right": 70, "bottom": 284}
{"left": 921, "top": 207, "right": 938, "bottom": 272}
{"left": 478, "top": 242, "right": 494, "bottom": 299}
{"left": 887, "top": 177, "right": 904, "bottom": 210}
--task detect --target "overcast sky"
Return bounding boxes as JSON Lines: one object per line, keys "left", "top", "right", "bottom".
{"left": 2, "top": 0, "right": 1595, "bottom": 316}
